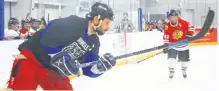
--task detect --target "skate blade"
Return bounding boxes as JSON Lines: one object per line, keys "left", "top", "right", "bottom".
{"left": 12, "top": 54, "right": 27, "bottom": 59}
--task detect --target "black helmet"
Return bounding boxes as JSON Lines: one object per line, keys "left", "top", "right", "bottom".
{"left": 169, "top": 9, "right": 179, "bottom": 16}
{"left": 22, "top": 19, "right": 30, "bottom": 24}
{"left": 31, "top": 18, "right": 41, "bottom": 23}
{"left": 8, "top": 18, "right": 19, "bottom": 27}
{"left": 123, "top": 12, "right": 128, "bottom": 17}
{"left": 21, "top": 19, "right": 30, "bottom": 28}
{"left": 86, "top": 2, "right": 114, "bottom": 21}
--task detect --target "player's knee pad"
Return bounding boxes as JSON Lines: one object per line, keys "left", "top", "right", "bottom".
{"left": 180, "top": 61, "right": 189, "bottom": 69}
{"left": 168, "top": 58, "right": 177, "bottom": 68}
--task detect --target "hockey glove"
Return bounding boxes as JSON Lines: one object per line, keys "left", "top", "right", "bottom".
{"left": 50, "top": 52, "right": 81, "bottom": 77}
{"left": 96, "top": 53, "right": 116, "bottom": 72}
{"left": 163, "top": 48, "right": 170, "bottom": 54}
{"left": 186, "top": 31, "right": 195, "bottom": 39}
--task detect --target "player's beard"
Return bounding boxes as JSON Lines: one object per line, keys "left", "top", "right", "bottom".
{"left": 92, "top": 21, "right": 105, "bottom": 36}
{"left": 94, "top": 27, "right": 105, "bottom": 35}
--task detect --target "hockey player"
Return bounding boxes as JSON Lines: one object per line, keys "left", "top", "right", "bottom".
{"left": 4, "top": 18, "right": 21, "bottom": 40}
{"left": 37, "top": 17, "right": 47, "bottom": 31}
{"left": 7, "top": 2, "right": 116, "bottom": 90}
{"left": 30, "top": 18, "right": 42, "bottom": 31}
{"left": 19, "top": 19, "right": 36, "bottom": 38}
{"left": 157, "top": 18, "right": 169, "bottom": 32}
{"left": 163, "top": 9, "right": 195, "bottom": 79}
{"left": 29, "top": 17, "right": 47, "bottom": 32}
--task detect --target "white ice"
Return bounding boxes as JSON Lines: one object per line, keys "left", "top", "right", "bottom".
{"left": 70, "top": 45, "right": 219, "bottom": 91}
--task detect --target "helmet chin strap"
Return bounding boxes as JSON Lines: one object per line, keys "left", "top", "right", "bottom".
{"left": 92, "top": 20, "right": 104, "bottom": 35}
{"left": 92, "top": 20, "right": 102, "bottom": 29}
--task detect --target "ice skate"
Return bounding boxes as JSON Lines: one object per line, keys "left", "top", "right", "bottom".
{"left": 182, "top": 67, "right": 187, "bottom": 78}
{"left": 169, "top": 68, "right": 175, "bottom": 79}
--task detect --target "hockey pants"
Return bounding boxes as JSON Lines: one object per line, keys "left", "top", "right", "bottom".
{"left": 7, "top": 48, "right": 73, "bottom": 90}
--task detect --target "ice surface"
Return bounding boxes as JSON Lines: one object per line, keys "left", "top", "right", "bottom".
{"left": 70, "top": 45, "right": 219, "bottom": 91}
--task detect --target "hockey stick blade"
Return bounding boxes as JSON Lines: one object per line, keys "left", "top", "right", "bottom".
{"left": 209, "top": 28, "right": 215, "bottom": 34}
{"left": 188, "top": 10, "right": 215, "bottom": 41}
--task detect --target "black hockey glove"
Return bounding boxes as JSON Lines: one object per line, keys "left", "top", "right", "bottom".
{"left": 97, "top": 53, "right": 116, "bottom": 72}
{"left": 186, "top": 31, "right": 195, "bottom": 40}
{"left": 49, "top": 52, "right": 81, "bottom": 77}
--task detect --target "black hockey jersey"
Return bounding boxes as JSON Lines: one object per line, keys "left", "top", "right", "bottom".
{"left": 18, "top": 15, "right": 101, "bottom": 76}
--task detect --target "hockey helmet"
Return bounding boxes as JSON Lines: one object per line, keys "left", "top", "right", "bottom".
{"left": 21, "top": 19, "right": 31, "bottom": 29}
{"left": 86, "top": 2, "right": 114, "bottom": 21}
{"left": 22, "top": 19, "right": 30, "bottom": 24}
{"left": 123, "top": 12, "right": 128, "bottom": 17}
{"left": 160, "top": 18, "right": 168, "bottom": 24}
{"left": 31, "top": 18, "right": 41, "bottom": 23}
{"left": 169, "top": 9, "right": 179, "bottom": 17}
{"left": 8, "top": 18, "right": 19, "bottom": 27}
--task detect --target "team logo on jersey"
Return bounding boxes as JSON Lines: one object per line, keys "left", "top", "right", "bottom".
{"left": 172, "top": 29, "right": 183, "bottom": 40}
{"left": 62, "top": 37, "right": 92, "bottom": 60}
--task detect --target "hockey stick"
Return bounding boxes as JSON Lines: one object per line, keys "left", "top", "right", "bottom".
{"left": 126, "top": 50, "right": 165, "bottom": 64}
{"left": 205, "top": 27, "right": 215, "bottom": 36}
{"left": 37, "top": 17, "right": 46, "bottom": 31}
{"left": 77, "top": 10, "right": 215, "bottom": 68}
{"left": 0, "top": 88, "right": 13, "bottom": 91}
{"left": 136, "top": 50, "right": 165, "bottom": 64}
{"left": 209, "top": 27, "right": 215, "bottom": 33}
{"left": 25, "top": 13, "right": 30, "bottom": 19}
{"left": 12, "top": 54, "right": 27, "bottom": 59}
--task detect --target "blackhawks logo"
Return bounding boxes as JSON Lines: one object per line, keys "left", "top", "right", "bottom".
{"left": 172, "top": 29, "right": 183, "bottom": 40}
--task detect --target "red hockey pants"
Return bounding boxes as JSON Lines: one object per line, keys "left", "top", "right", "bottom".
{"left": 7, "top": 48, "right": 73, "bottom": 90}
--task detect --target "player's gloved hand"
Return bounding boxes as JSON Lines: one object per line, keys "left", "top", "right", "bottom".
{"left": 97, "top": 53, "right": 116, "bottom": 72}
{"left": 186, "top": 31, "right": 194, "bottom": 39}
{"left": 163, "top": 48, "right": 169, "bottom": 54}
{"left": 49, "top": 52, "right": 81, "bottom": 77}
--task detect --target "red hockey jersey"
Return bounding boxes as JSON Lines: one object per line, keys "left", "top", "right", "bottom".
{"left": 163, "top": 18, "right": 195, "bottom": 43}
